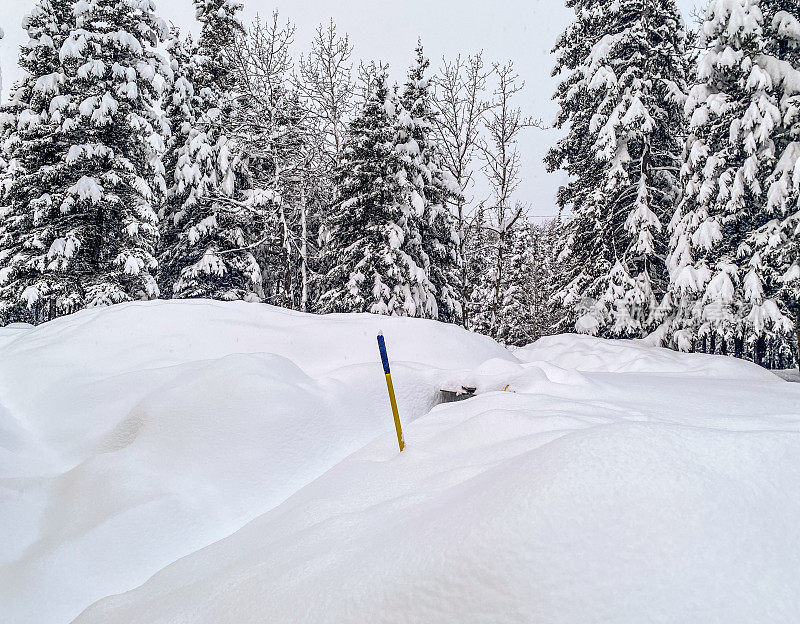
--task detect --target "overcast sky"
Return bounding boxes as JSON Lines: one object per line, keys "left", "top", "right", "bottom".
{"left": 1, "top": 0, "right": 700, "bottom": 216}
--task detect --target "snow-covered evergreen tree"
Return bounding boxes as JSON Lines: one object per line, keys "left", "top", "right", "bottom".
{"left": 467, "top": 214, "right": 564, "bottom": 345}
{"left": 529, "top": 218, "right": 566, "bottom": 340}
{"left": 0, "top": 0, "right": 170, "bottom": 322}
{"left": 547, "top": 0, "right": 687, "bottom": 338}
{"left": 748, "top": 1, "right": 800, "bottom": 368}
{"left": 464, "top": 203, "right": 491, "bottom": 330}
{"left": 664, "top": 0, "right": 795, "bottom": 361}
{"left": 0, "top": 25, "right": 5, "bottom": 96}
{"left": 157, "top": 27, "right": 196, "bottom": 298}
{"left": 0, "top": 0, "right": 75, "bottom": 323}
{"left": 319, "top": 69, "right": 435, "bottom": 317}
{"left": 397, "top": 42, "right": 462, "bottom": 324}
{"left": 493, "top": 222, "right": 537, "bottom": 346}
{"left": 159, "top": 0, "right": 260, "bottom": 301}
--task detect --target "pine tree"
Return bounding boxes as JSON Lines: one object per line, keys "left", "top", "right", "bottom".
{"left": 530, "top": 218, "right": 566, "bottom": 340}
{"left": 749, "top": 1, "right": 800, "bottom": 369}
{"left": 466, "top": 213, "right": 564, "bottom": 345}
{"left": 0, "top": 0, "right": 76, "bottom": 323}
{"left": 494, "top": 221, "right": 538, "bottom": 346}
{"left": 464, "top": 203, "right": 492, "bottom": 331}
{"left": 319, "top": 69, "right": 434, "bottom": 317}
{"left": 0, "top": 25, "right": 4, "bottom": 96}
{"left": 159, "top": 0, "right": 260, "bottom": 301}
{"left": 547, "top": 0, "right": 687, "bottom": 338}
{"left": 157, "top": 27, "right": 196, "bottom": 298}
{"left": 1, "top": 0, "right": 170, "bottom": 322}
{"left": 665, "top": 0, "right": 795, "bottom": 362}
{"left": 398, "top": 42, "right": 462, "bottom": 324}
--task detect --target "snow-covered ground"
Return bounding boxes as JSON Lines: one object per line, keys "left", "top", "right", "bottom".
{"left": 1, "top": 301, "right": 799, "bottom": 624}
{"left": 774, "top": 368, "right": 800, "bottom": 383}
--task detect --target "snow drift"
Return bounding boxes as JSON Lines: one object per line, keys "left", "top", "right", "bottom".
{"left": 1, "top": 300, "right": 799, "bottom": 624}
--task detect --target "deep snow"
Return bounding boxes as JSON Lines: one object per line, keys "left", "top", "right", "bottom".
{"left": 1, "top": 301, "right": 799, "bottom": 624}
{"left": 775, "top": 368, "right": 800, "bottom": 383}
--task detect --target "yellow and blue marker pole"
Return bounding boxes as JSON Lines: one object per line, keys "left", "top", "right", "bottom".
{"left": 377, "top": 332, "right": 405, "bottom": 452}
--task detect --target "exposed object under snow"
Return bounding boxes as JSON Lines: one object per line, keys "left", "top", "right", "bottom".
{"left": 439, "top": 385, "right": 477, "bottom": 402}
{"left": 1, "top": 301, "right": 799, "bottom": 624}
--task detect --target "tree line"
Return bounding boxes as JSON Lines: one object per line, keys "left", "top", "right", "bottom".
{"left": 0, "top": 0, "right": 798, "bottom": 370}
{"left": 0, "top": 0, "right": 560, "bottom": 346}
{"left": 550, "top": 0, "right": 799, "bottom": 370}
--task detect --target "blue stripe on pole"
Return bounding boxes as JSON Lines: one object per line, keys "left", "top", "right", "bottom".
{"left": 377, "top": 334, "right": 391, "bottom": 374}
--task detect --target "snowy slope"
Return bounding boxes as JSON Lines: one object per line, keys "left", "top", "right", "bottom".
{"left": 1, "top": 301, "right": 799, "bottom": 624}
{"left": 0, "top": 301, "right": 509, "bottom": 624}
{"left": 775, "top": 369, "right": 800, "bottom": 383}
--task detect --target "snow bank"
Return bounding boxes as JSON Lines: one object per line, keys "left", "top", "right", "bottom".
{"left": 77, "top": 412, "right": 800, "bottom": 624}
{"left": 515, "top": 333, "right": 779, "bottom": 380}
{"left": 0, "top": 300, "right": 508, "bottom": 624}
{"left": 2, "top": 301, "right": 799, "bottom": 624}
{"left": 774, "top": 369, "right": 800, "bottom": 383}
{"left": 74, "top": 351, "right": 800, "bottom": 624}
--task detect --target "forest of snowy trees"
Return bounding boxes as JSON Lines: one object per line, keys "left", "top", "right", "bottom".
{"left": 0, "top": 0, "right": 798, "bottom": 370}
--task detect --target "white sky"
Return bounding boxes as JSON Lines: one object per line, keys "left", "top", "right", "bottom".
{"left": 1, "top": 0, "right": 701, "bottom": 216}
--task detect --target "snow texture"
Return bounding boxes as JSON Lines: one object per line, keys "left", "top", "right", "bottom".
{"left": 1, "top": 300, "right": 799, "bottom": 624}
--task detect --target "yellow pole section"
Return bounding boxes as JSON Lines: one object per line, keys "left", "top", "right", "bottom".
{"left": 377, "top": 332, "right": 405, "bottom": 452}
{"left": 384, "top": 372, "right": 405, "bottom": 451}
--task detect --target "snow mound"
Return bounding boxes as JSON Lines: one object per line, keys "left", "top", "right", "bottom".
{"left": 74, "top": 366, "right": 800, "bottom": 624}
{"left": 774, "top": 369, "right": 800, "bottom": 383}
{"left": 515, "top": 333, "right": 779, "bottom": 380}
{"left": 2, "top": 301, "right": 799, "bottom": 624}
{"left": 0, "top": 300, "right": 508, "bottom": 624}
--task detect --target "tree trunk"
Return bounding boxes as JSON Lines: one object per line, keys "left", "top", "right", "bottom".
{"left": 795, "top": 308, "right": 800, "bottom": 375}
{"left": 734, "top": 335, "right": 743, "bottom": 359}
{"left": 754, "top": 334, "right": 766, "bottom": 368}
{"left": 457, "top": 199, "right": 470, "bottom": 329}
{"left": 492, "top": 229, "right": 505, "bottom": 333}
{"left": 300, "top": 177, "right": 308, "bottom": 312}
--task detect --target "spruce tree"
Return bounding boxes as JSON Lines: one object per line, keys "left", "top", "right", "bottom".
{"left": 494, "top": 221, "right": 537, "bottom": 346}
{"left": 157, "top": 27, "right": 196, "bottom": 298}
{"left": 665, "top": 0, "right": 794, "bottom": 361}
{"left": 547, "top": 0, "right": 687, "bottom": 338}
{"left": 398, "top": 42, "right": 462, "bottom": 324}
{"left": 159, "top": 0, "right": 260, "bottom": 301}
{"left": 319, "top": 70, "right": 434, "bottom": 317}
{"left": 749, "top": 1, "right": 800, "bottom": 368}
{"left": 464, "top": 204, "right": 492, "bottom": 331}
{"left": 531, "top": 218, "right": 567, "bottom": 339}
{"left": 1, "top": 0, "right": 169, "bottom": 322}
{"left": 0, "top": 25, "right": 4, "bottom": 96}
{"left": 0, "top": 0, "right": 75, "bottom": 323}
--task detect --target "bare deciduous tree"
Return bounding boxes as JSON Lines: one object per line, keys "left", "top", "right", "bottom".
{"left": 432, "top": 52, "right": 492, "bottom": 327}
{"left": 479, "top": 61, "right": 541, "bottom": 324}
{"left": 227, "top": 12, "right": 313, "bottom": 308}
{"left": 296, "top": 19, "right": 355, "bottom": 169}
